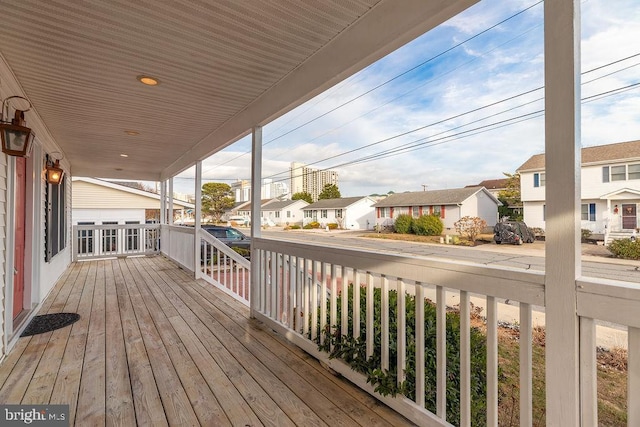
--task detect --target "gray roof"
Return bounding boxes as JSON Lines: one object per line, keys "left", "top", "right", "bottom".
{"left": 303, "top": 196, "right": 370, "bottom": 210}
{"left": 262, "top": 200, "right": 307, "bottom": 211}
{"left": 373, "top": 187, "right": 487, "bottom": 207}
{"left": 517, "top": 139, "right": 640, "bottom": 172}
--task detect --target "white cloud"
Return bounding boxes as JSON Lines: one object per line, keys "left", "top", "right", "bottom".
{"left": 171, "top": 0, "right": 639, "bottom": 198}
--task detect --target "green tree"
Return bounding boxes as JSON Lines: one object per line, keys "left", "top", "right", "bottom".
{"left": 201, "top": 182, "right": 234, "bottom": 223}
{"left": 292, "top": 191, "right": 313, "bottom": 203}
{"left": 497, "top": 172, "right": 522, "bottom": 220}
{"left": 318, "top": 183, "right": 341, "bottom": 200}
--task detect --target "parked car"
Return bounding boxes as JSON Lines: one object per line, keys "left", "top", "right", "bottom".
{"left": 494, "top": 221, "right": 535, "bottom": 245}
{"left": 202, "top": 225, "right": 251, "bottom": 250}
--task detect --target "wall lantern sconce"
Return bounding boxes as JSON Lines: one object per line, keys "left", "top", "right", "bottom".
{"left": 0, "top": 96, "right": 34, "bottom": 157}
{"left": 45, "top": 154, "right": 65, "bottom": 185}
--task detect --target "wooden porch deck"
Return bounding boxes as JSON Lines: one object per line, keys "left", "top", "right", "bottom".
{"left": 0, "top": 256, "right": 412, "bottom": 426}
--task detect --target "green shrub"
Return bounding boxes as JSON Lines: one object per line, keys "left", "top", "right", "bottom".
{"left": 608, "top": 238, "right": 640, "bottom": 259}
{"left": 412, "top": 214, "right": 443, "bottom": 236}
{"left": 581, "top": 228, "right": 592, "bottom": 242}
{"left": 328, "top": 223, "right": 339, "bottom": 230}
{"left": 394, "top": 214, "right": 414, "bottom": 234}
{"left": 304, "top": 221, "right": 321, "bottom": 229}
{"left": 314, "top": 286, "right": 487, "bottom": 426}
{"left": 289, "top": 224, "right": 301, "bottom": 230}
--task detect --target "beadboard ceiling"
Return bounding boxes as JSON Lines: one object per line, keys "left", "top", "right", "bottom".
{"left": 0, "top": 0, "right": 476, "bottom": 180}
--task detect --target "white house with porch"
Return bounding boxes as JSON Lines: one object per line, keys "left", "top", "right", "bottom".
{"left": 302, "top": 196, "right": 376, "bottom": 230}
{"left": 260, "top": 199, "right": 309, "bottom": 227}
{"left": 374, "top": 187, "right": 500, "bottom": 231}
{"left": 518, "top": 140, "right": 640, "bottom": 242}
{"left": 0, "top": 1, "right": 637, "bottom": 426}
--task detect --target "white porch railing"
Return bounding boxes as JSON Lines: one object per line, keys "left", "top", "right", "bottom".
{"left": 247, "top": 237, "right": 640, "bottom": 427}
{"left": 161, "top": 224, "right": 195, "bottom": 273}
{"left": 197, "top": 229, "right": 251, "bottom": 305}
{"left": 72, "top": 224, "right": 160, "bottom": 261}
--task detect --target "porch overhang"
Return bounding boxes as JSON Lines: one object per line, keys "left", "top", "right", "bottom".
{"left": 0, "top": 0, "right": 477, "bottom": 181}
{"left": 600, "top": 188, "right": 640, "bottom": 200}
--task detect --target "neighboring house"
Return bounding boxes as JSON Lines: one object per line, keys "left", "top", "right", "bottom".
{"left": 373, "top": 187, "right": 501, "bottom": 230}
{"left": 72, "top": 177, "right": 194, "bottom": 225}
{"left": 517, "top": 140, "right": 640, "bottom": 241}
{"left": 302, "top": 197, "right": 376, "bottom": 230}
{"left": 261, "top": 199, "right": 309, "bottom": 226}
{"left": 466, "top": 178, "right": 508, "bottom": 199}
{"left": 236, "top": 199, "right": 278, "bottom": 225}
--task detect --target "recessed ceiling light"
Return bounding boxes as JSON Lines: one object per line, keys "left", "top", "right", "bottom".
{"left": 137, "top": 75, "right": 160, "bottom": 86}
{"left": 124, "top": 130, "right": 139, "bottom": 136}
{"left": 120, "top": 154, "right": 129, "bottom": 157}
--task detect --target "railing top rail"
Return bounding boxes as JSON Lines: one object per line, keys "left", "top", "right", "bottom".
{"left": 162, "top": 224, "right": 196, "bottom": 234}
{"left": 73, "top": 224, "right": 160, "bottom": 230}
{"left": 254, "top": 237, "right": 545, "bottom": 305}
{"left": 199, "top": 229, "right": 251, "bottom": 269}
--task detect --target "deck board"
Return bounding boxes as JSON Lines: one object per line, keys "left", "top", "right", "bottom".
{"left": 0, "top": 256, "right": 414, "bottom": 426}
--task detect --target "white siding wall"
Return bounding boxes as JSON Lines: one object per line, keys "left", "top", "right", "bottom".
{"left": 523, "top": 201, "right": 546, "bottom": 228}
{"left": 343, "top": 200, "right": 376, "bottom": 230}
{"left": 520, "top": 171, "right": 546, "bottom": 202}
{"left": 73, "top": 208, "right": 146, "bottom": 225}
{"left": 459, "top": 192, "right": 500, "bottom": 227}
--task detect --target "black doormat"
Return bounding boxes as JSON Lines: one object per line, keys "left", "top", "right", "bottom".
{"left": 21, "top": 313, "right": 80, "bottom": 337}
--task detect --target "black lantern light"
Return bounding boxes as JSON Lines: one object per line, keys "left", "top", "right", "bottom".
{"left": 0, "top": 96, "right": 34, "bottom": 157}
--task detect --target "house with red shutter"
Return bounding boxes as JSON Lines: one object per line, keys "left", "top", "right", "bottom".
{"left": 373, "top": 187, "right": 501, "bottom": 231}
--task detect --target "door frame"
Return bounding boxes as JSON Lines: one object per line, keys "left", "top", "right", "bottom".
{"left": 3, "top": 144, "right": 41, "bottom": 349}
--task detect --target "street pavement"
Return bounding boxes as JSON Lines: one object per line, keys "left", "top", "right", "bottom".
{"left": 261, "top": 228, "right": 640, "bottom": 284}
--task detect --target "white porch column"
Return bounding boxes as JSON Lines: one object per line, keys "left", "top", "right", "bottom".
{"left": 168, "top": 177, "right": 174, "bottom": 225}
{"left": 250, "top": 126, "right": 262, "bottom": 317}
{"left": 160, "top": 180, "right": 166, "bottom": 224}
{"left": 544, "top": 0, "right": 581, "bottom": 425}
{"left": 194, "top": 161, "right": 202, "bottom": 276}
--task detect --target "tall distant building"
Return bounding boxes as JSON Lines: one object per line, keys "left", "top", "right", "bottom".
{"left": 289, "top": 162, "right": 338, "bottom": 202}
{"left": 230, "top": 179, "right": 251, "bottom": 202}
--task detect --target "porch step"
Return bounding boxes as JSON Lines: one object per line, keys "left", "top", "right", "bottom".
{"left": 605, "top": 231, "right": 636, "bottom": 245}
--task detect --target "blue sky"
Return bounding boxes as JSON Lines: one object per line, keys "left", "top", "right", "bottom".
{"left": 173, "top": 0, "right": 640, "bottom": 197}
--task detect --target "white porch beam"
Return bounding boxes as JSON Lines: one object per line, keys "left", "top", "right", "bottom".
{"left": 194, "top": 161, "right": 202, "bottom": 275}
{"left": 168, "top": 178, "right": 174, "bottom": 225}
{"left": 544, "top": 0, "right": 582, "bottom": 425}
{"left": 160, "top": 180, "right": 166, "bottom": 224}
{"left": 250, "top": 126, "right": 262, "bottom": 318}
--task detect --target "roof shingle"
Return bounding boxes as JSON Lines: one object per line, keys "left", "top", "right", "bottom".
{"left": 373, "top": 187, "right": 488, "bottom": 207}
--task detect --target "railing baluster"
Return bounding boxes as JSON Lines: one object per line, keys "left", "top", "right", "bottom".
{"left": 381, "top": 275, "right": 389, "bottom": 372}
{"left": 303, "top": 258, "right": 310, "bottom": 337}
{"left": 259, "top": 249, "right": 266, "bottom": 313}
{"left": 366, "top": 272, "right": 374, "bottom": 359}
{"left": 460, "top": 290, "right": 471, "bottom": 427}
{"left": 289, "top": 255, "right": 295, "bottom": 328}
{"left": 397, "top": 278, "right": 406, "bottom": 387}
{"left": 487, "top": 296, "right": 498, "bottom": 427}
{"left": 341, "top": 266, "right": 348, "bottom": 339}
{"left": 520, "top": 302, "right": 532, "bottom": 427}
{"left": 321, "top": 262, "right": 328, "bottom": 342}
{"left": 353, "top": 269, "right": 360, "bottom": 339}
{"left": 271, "top": 251, "right": 278, "bottom": 318}
{"left": 579, "top": 317, "right": 597, "bottom": 427}
{"left": 311, "top": 261, "right": 318, "bottom": 341}
{"left": 297, "top": 256, "right": 304, "bottom": 334}
{"left": 330, "top": 264, "right": 337, "bottom": 349}
{"left": 415, "top": 283, "right": 425, "bottom": 408}
{"left": 436, "top": 285, "right": 446, "bottom": 419}
{"left": 629, "top": 327, "right": 640, "bottom": 426}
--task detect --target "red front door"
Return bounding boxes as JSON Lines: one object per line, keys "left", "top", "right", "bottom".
{"left": 13, "top": 157, "right": 26, "bottom": 319}
{"left": 622, "top": 204, "right": 637, "bottom": 230}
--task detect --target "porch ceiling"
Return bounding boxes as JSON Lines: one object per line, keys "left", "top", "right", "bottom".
{"left": 0, "top": 0, "right": 476, "bottom": 181}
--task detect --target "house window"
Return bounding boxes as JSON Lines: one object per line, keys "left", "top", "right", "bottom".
{"left": 335, "top": 209, "right": 343, "bottom": 218}
{"left": 45, "top": 177, "right": 67, "bottom": 262}
{"left": 534, "top": 172, "right": 545, "bottom": 187}
{"left": 286, "top": 210, "right": 291, "bottom": 218}
{"left": 77, "top": 221, "right": 94, "bottom": 255}
{"left": 102, "top": 221, "right": 118, "bottom": 253}
{"left": 629, "top": 164, "right": 640, "bottom": 180}
{"left": 380, "top": 207, "right": 390, "bottom": 217}
{"left": 412, "top": 207, "right": 420, "bottom": 218}
{"left": 602, "top": 166, "right": 610, "bottom": 183}
{"left": 320, "top": 209, "right": 328, "bottom": 218}
{"left": 275, "top": 211, "right": 280, "bottom": 218}
{"left": 304, "top": 210, "right": 313, "bottom": 218}
{"left": 611, "top": 165, "right": 626, "bottom": 181}
{"left": 433, "top": 205, "right": 441, "bottom": 217}
{"left": 581, "top": 203, "right": 596, "bottom": 221}
{"left": 125, "top": 221, "right": 140, "bottom": 251}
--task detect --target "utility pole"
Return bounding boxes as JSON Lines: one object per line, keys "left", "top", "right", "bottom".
{"left": 421, "top": 184, "right": 428, "bottom": 191}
